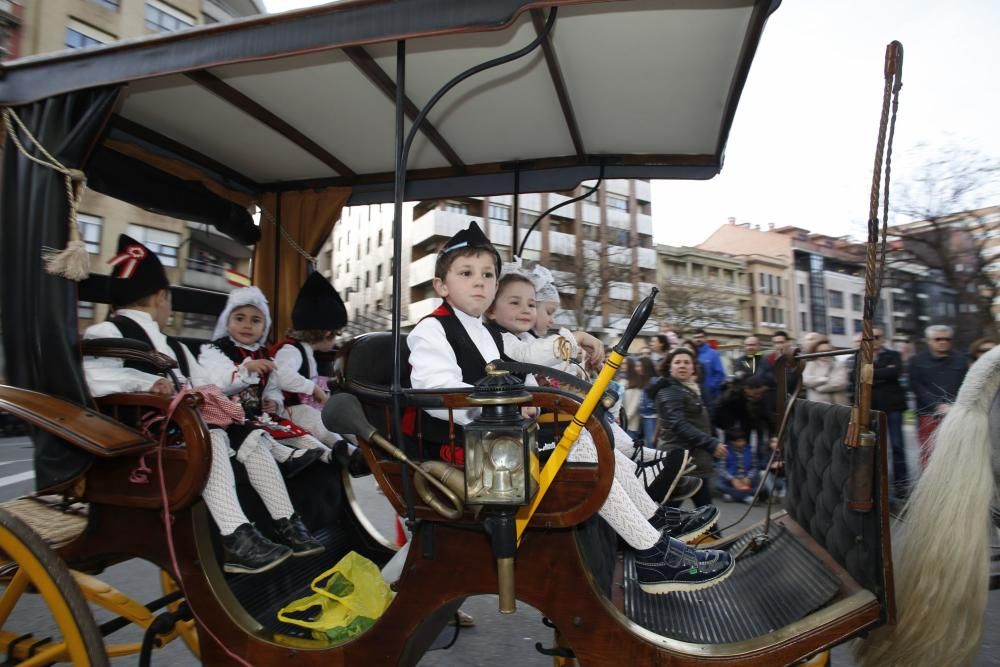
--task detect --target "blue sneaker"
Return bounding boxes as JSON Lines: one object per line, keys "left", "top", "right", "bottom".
{"left": 634, "top": 536, "right": 735, "bottom": 594}
{"left": 648, "top": 504, "right": 719, "bottom": 543}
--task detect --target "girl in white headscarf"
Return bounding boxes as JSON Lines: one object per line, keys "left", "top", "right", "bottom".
{"left": 200, "top": 287, "right": 332, "bottom": 474}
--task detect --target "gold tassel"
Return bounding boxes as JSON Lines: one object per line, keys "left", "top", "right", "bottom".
{"left": 43, "top": 169, "right": 90, "bottom": 281}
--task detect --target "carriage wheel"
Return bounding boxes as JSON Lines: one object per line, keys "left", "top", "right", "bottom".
{"left": 159, "top": 569, "right": 200, "bottom": 658}
{"left": 0, "top": 508, "right": 108, "bottom": 666}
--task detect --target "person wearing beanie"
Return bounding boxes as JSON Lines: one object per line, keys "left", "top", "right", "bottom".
{"left": 83, "top": 235, "right": 322, "bottom": 574}
{"left": 271, "top": 272, "right": 368, "bottom": 476}
{"left": 409, "top": 226, "right": 734, "bottom": 594}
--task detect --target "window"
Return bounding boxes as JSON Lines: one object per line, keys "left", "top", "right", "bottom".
{"left": 126, "top": 225, "right": 180, "bottom": 267}
{"left": 606, "top": 193, "right": 629, "bottom": 211}
{"left": 89, "top": 0, "right": 119, "bottom": 9}
{"left": 444, "top": 201, "right": 468, "bottom": 215}
{"left": 345, "top": 260, "right": 350, "bottom": 274}
{"left": 828, "top": 289, "right": 844, "bottom": 309}
{"left": 145, "top": 0, "right": 194, "bottom": 33}
{"left": 65, "top": 20, "right": 114, "bottom": 49}
{"left": 761, "top": 306, "right": 768, "bottom": 323}
{"left": 800, "top": 312, "right": 808, "bottom": 331}
{"left": 798, "top": 283, "right": 806, "bottom": 304}
{"left": 78, "top": 301, "right": 95, "bottom": 320}
{"left": 851, "top": 293, "right": 862, "bottom": 311}
{"left": 376, "top": 299, "right": 383, "bottom": 311}
{"left": 356, "top": 244, "right": 360, "bottom": 260}
{"left": 376, "top": 264, "right": 382, "bottom": 282}
{"left": 759, "top": 273, "right": 765, "bottom": 289}
{"left": 366, "top": 238, "right": 371, "bottom": 254}
{"left": 830, "top": 316, "right": 846, "bottom": 335}
{"left": 488, "top": 204, "right": 511, "bottom": 226}
{"left": 777, "top": 308, "right": 784, "bottom": 325}
{"left": 776, "top": 277, "right": 783, "bottom": 296}
{"left": 377, "top": 229, "right": 383, "bottom": 247}
{"left": 78, "top": 213, "right": 103, "bottom": 254}
{"left": 364, "top": 271, "right": 370, "bottom": 288}
{"left": 853, "top": 318, "right": 864, "bottom": 333}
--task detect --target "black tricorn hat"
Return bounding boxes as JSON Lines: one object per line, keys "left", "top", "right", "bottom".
{"left": 108, "top": 234, "right": 169, "bottom": 307}
{"left": 291, "top": 271, "right": 347, "bottom": 331}
{"left": 439, "top": 221, "right": 501, "bottom": 271}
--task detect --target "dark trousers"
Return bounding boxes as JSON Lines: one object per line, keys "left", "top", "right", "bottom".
{"left": 885, "top": 410, "right": 909, "bottom": 496}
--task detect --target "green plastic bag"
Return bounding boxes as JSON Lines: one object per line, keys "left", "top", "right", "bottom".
{"left": 277, "top": 551, "right": 395, "bottom": 644}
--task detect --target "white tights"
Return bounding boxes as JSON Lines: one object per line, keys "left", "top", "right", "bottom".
{"left": 200, "top": 429, "right": 295, "bottom": 535}
{"left": 567, "top": 429, "right": 661, "bottom": 550}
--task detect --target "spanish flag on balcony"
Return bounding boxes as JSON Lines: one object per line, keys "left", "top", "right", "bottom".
{"left": 224, "top": 268, "right": 252, "bottom": 288}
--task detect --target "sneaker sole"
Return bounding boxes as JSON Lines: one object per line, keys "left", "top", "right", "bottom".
{"left": 671, "top": 508, "right": 720, "bottom": 543}
{"left": 223, "top": 549, "right": 293, "bottom": 574}
{"left": 290, "top": 545, "right": 326, "bottom": 558}
{"left": 668, "top": 477, "right": 703, "bottom": 502}
{"left": 637, "top": 556, "right": 737, "bottom": 595}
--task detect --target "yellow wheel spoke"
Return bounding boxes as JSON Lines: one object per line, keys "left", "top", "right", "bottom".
{"left": 0, "top": 567, "right": 30, "bottom": 626}
{"left": 13, "top": 641, "right": 71, "bottom": 667}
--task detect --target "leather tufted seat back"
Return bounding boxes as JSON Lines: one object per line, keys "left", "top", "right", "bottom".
{"left": 784, "top": 399, "right": 889, "bottom": 602}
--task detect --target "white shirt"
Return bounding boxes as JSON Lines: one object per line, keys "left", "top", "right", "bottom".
{"left": 198, "top": 341, "right": 284, "bottom": 408}
{"left": 273, "top": 341, "right": 317, "bottom": 395}
{"left": 83, "top": 309, "right": 211, "bottom": 397}
{"left": 407, "top": 303, "right": 578, "bottom": 425}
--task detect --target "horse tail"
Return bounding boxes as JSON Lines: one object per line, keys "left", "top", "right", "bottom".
{"left": 855, "top": 345, "right": 1000, "bottom": 667}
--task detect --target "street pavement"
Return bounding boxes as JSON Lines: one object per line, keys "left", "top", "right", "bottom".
{"left": 0, "top": 430, "right": 996, "bottom": 666}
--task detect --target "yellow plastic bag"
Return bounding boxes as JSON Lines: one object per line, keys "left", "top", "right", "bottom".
{"left": 277, "top": 551, "right": 394, "bottom": 644}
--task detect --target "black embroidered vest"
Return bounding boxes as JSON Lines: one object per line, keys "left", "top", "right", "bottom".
{"left": 108, "top": 315, "right": 190, "bottom": 388}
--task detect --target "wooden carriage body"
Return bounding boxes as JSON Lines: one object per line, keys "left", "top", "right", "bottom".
{"left": 0, "top": 0, "right": 907, "bottom": 664}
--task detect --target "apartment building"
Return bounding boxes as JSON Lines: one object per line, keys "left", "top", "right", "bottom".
{"left": 323, "top": 180, "right": 658, "bottom": 341}
{"left": 655, "top": 245, "right": 753, "bottom": 348}
{"left": 2, "top": 0, "right": 262, "bottom": 335}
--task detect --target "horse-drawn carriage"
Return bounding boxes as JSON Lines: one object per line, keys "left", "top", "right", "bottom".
{"left": 0, "top": 0, "right": 994, "bottom": 664}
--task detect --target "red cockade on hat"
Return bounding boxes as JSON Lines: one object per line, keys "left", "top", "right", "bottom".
{"left": 107, "top": 244, "right": 148, "bottom": 279}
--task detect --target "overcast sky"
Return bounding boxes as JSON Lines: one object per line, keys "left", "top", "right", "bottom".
{"left": 262, "top": 0, "right": 1000, "bottom": 247}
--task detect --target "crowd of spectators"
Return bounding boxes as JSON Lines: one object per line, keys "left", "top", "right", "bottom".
{"left": 619, "top": 322, "right": 996, "bottom": 507}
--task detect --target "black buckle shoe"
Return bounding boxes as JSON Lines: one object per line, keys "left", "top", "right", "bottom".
{"left": 649, "top": 504, "right": 719, "bottom": 543}
{"left": 279, "top": 447, "right": 325, "bottom": 479}
{"left": 634, "top": 535, "right": 735, "bottom": 594}
{"left": 332, "top": 440, "right": 371, "bottom": 477}
{"left": 221, "top": 524, "right": 292, "bottom": 574}
{"left": 273, "top": 513, "right": 325, "bottom": 557}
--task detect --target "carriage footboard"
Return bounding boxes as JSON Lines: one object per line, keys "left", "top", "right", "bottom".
{"left": 621, "top": 519, "right": 861, "bottom": 644}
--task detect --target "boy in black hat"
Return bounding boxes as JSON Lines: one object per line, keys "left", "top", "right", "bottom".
{"left": 407, "top": 222, "right": 735, "bottom": 594}
{"left": 271, "top": 272, "right": 367, "bottom": 475}
{"left": 83, "top": 235, "right": 323, "bottom": 574}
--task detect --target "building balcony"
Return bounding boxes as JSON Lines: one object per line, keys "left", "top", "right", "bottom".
{"left": 410, "top": 209, "right": 481, "bottom": 248}
{"left": 182, "top": 264, "right": 234, "bottom": 292}
{"left": 661, "top": 275, "right": 751, "bottom": 295}
{"left": 409, "top": 253, "right": 436, "bottom": 287}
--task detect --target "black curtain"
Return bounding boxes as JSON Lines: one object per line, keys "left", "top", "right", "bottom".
{"left": 0, "top": 87, "right": 120, "bottom": 493}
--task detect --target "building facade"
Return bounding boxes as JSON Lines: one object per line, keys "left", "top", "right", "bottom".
{"left": 323, "top": 180, "right": 659, "bottom": 341}
{"left": 2, "top": 0, "right": 262, "bottom": 336}
{"left": 655, "top": 245, "right": 753, "bottom": 348}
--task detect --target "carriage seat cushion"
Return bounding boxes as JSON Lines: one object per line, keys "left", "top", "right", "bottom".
{"left": 784, "top": 400, "right": 885, "bottom": 595}
{"left": 344, "top": 332, "right": 411, "bottom": 389}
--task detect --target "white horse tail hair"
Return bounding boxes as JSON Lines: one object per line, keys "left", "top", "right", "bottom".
{"left": 854, "top": 345, "right": 1000, "bottom": 667}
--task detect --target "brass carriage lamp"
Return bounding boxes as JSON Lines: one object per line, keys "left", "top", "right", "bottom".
{"left": 464, "top": 367, "right": 539, "bottom": 506}
{"left": 464, "top": 366, "right": 539, "bottom": 614}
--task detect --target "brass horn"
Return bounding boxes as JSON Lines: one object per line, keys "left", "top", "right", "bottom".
{"left": 322, "top": 394, "right": 465, "bottom": 520}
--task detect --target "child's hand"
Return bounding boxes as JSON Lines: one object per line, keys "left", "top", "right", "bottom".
{"left": 521, "top": 406, "right": 538, "bottom": 418}
{"left": 244, "top": 359, "right": 275, "bottom": 375}
{"left": 262, "top": 400, "right": 278, "bottom": 413}
{"left": 572, "top": 331, "right": 604, "bottom": 369}
{"left": 713, "top": 442, "right": 729, "bottom": 459}
{"left": 150, "top": 378, "right": 175, "bottom": 396}
{"left": 312, "top": 384, "right": 329, "bottom": 405}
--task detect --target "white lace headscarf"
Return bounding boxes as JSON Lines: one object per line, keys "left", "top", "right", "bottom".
{"left": 500, "top": 256, "right": 528, "bottom": 280}
{"left": 529, "top": 264, "right": 560, "bottom": 305}
{"left": 212, "top": 286, "right": 272, "bottom": 347}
